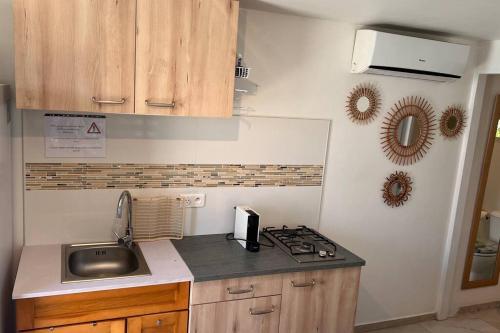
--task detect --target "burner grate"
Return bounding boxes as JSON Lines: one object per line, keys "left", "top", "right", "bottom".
{"left": 262, "top": 225, "right": 345, "bottom": 263}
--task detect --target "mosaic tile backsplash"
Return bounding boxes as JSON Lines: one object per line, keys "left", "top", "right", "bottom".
{"left": 25, "top": 163, "right": 324, "bottom": 190}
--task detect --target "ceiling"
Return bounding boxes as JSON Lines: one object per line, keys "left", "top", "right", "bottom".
{"left": 240, "top": 0, "right": 500, "bottom": 41}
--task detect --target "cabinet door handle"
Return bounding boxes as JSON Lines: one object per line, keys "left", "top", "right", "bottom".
{"left": 291, "top": 279, "right": 316, "bottom": 288}
{"left": 156, "top": 319, "right": 162, "bottom": 327}
{"left": 145, "top": 99, "right": 176, "bottom": 108}
{"left": 227, "top": 285, "right": 254, "bottom": 294}
{"left": 249, "top": 305, "right": 275, "bottom": 316}
{"left": 92, "top": 96, "right": 126, "bottom": 105}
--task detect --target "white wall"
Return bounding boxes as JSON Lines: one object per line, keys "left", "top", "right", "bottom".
{"left": 0, "top": 86, "right": 13, "bottom": 333}
{"left": 236, "top": 9, "right": 476, "bottom": 325}
{"left": 22, "top": 112, "right": 330, "bottom": 244}
{"left": 0, "top": 0, "right": 23, "bottom": 270}
{"left": 477, "top": 41, "right": 500, "bottom": 74}
{"left": 0, "top": 0, "right": 15, "bottom": 330}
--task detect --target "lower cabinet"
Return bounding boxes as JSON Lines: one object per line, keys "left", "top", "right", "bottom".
{"left": 279, "top": 268, "right": 361, "bottom": 333}
{"left": 15, "top": 283, "right": 189, "bottom": 333}
{"left": 18, "top": 269, "right": 361, "bottom": 333}
{"left": 128, "top": 311, "right": 189, "bottom": 333}
{"left": 190, "top": 296, "right": 281, "bottom": 333}
{"left": 190, "top": 267, "right": 361, "bottom": 333}
{"left": 25, "top": 313, "right": 190, "bottom": 333}
{"left": 26, "top": 320, "right": 125, "bottom": 333}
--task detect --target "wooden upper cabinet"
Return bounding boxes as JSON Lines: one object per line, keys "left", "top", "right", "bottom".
{"left": 279, "top": 268, "right": 361, "bottom": 333}
{"left": 135, "top": 0, "right": 239, "bottom": 117}
{"left": 14, "top": 0, "right": 135, "bottom": 114}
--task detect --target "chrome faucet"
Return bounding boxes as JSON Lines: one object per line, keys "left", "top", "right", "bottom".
{"left": 116, "top": 190, "right": 133, "bottom": 248}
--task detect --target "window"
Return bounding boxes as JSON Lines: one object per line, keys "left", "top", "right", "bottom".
{"left": 497, "top": 120, "right": 500, "bottom": 138}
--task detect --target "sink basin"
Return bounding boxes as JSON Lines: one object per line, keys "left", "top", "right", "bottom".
{"left": 62, "top": 242, "right": 151, "bottom": 283}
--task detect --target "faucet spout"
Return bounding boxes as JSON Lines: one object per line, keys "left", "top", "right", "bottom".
{"left": 116, "top": 190, "right": 133, "bottom": 247}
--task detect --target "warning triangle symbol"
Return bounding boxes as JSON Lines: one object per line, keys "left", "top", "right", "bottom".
{"left": 87, "top": 122, "right": 101, "bottom": 134}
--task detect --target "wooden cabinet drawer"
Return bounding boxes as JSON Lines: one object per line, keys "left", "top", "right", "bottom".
{"left": 24, "top": 319, "right": 125, "bottom": 333}
{"left": 16, "top": 283, "right": 189, "bottom": 330}
{"left": 191, "top": 274, "right": 282, "bottom": 305}
{"left": 127, "top": 311, "right": 188, "bottom": 333}
{"left": 191, "top": 295, "right": 281, "bottom": 333}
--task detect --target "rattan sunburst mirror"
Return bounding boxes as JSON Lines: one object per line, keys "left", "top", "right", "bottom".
{"left": 440, "top": 105, "right": 467, "bottom": 138}
{"left": 381, "top": 96, "right": 437, "bottom": 165}
{"left": 346, "top": 83, "right": 381, "bottom": 123}
{"left": 382, "top": 171, "right": 413, "bottom": 208}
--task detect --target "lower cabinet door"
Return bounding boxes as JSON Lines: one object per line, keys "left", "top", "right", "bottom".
{"left": 279, "top": 268, "right": 361, "bottom": 333}
{"left": 190, "top": 295, "right": 281, "bottom": 333}
{"left": 26, "top": 320, "right": 125, "bottom": 333}
{"left": 127, "top": 311, "right": 189, "bottom": 333}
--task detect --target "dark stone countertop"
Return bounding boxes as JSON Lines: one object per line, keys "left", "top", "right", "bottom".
{"left": 172, "top": 233, "right": 366, "bottom": 282}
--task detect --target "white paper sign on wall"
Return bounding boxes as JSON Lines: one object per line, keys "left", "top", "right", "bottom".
{"left": 45, "top": 113, "right": 106, "bottom": 158}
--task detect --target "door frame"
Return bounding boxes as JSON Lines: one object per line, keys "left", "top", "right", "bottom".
{"left": 436, "top": 73, "right": 500, "bottom": 319}
{"left": 461, "top": 94, "right": 500, "bottom": 289}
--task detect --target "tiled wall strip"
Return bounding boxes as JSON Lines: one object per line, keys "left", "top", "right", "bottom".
{"left": 25, "top": 163, "right": 324, "bottom": 190}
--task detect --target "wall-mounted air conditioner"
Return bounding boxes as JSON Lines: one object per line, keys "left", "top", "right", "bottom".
{"left": 351, "top": 29, "right": 470, "bottom": 82}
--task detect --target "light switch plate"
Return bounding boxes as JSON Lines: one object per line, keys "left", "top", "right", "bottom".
{"left": 180, "top": 193, "right": 206, "bottom": 208}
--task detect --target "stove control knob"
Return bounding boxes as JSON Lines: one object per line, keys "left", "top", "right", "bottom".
{"left": 318, "top": 250, "right": 327, "bottom": 257}
{"left": 327, "top": 251, "right": 335, "bottom": 257}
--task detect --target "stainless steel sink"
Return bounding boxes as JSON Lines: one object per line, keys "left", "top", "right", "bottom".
{"left": 61, "top": 242, "right": 151, "bottom": 283}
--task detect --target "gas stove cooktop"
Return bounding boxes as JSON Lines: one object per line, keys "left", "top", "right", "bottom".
{"left": 262, "top": 225, "right": 345, "bottom": 263}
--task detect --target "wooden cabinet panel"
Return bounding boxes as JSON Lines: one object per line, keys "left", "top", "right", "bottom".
{"left": 14, "top": 0, "right": 135, "bottom": 113}
{"left": 25, "top": 320, "right": 125, "bottom": 333}
{"left": 191, "top": 274, "right": 282, "bottom": 305}
{"left": 135, "top": 0, "right": 239, "bottom": 117}
{"left": 16, "top": 283, "right": 189, "bottom": 330}
{"left": 127, "top": 311, "right": 188, "bottom": 333}
{"left": 191, "top": 295, "right": 281, "bottom": 333}
{"left": 135, "top": 0, "right": 186, "bottom": 116}
{"left": 278, "top": 267, "right": 361, "bottom": 333}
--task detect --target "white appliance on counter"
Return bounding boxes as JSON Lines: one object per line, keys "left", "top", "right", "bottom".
{"left": 234, "top": 206, "right": 260, "bottom": 252}
{"left": 351, "top": 29, "right": 470, "bottom": 82}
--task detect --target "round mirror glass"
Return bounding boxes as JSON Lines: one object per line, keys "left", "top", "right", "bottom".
{"left": 397, "top": 116, "right": 421, "bottom": 147}
{"left": 446, "top": 115, "right": 458, "bottom": 130}
{"left": 390, "top": 181, "right": 403, "bottom": 196}
{"left": 356, "top": 96, "right": 370, "bottom": 112}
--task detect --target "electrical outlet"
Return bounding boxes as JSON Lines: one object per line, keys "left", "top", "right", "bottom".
{"left": 180, "top": 193, "right": 206, "bottom": 208}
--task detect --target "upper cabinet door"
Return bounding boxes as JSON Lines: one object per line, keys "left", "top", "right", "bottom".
{"left": 135, "top": 0, "right": 239, "bottom": 117}
{"left": 14, "top": 0, "right": 135, "bottom": 114}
